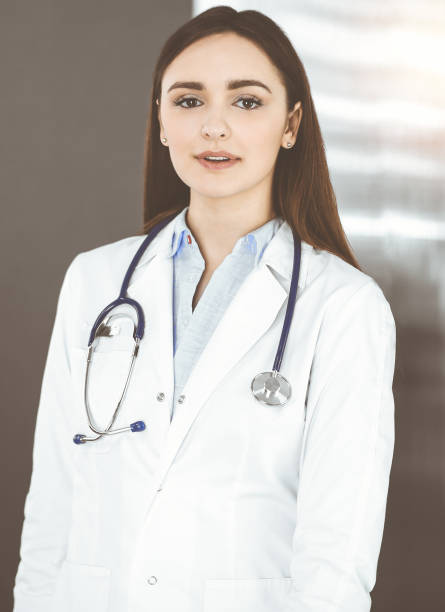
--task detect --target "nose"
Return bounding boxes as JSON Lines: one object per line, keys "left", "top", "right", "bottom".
{"left": 201, "top": 123, "right": 228, "bottom": 140}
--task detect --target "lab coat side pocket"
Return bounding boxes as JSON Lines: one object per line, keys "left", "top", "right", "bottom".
{"left": 203, "top": 577, "right": 294, "bottom": 612}
{"left": 50, "top": 559, "right": 111, "bottom": 612}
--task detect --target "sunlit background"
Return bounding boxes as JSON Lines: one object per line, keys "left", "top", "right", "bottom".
{"left": 193, "top": 1, "right": 445, "bottom": 610}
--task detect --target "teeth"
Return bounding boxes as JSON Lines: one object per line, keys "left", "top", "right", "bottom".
{"left": 204, "top": 156, "right": 230, "bottom": 161}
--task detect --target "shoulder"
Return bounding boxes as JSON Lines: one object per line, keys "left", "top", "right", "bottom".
{"left": 304, "top": 242, "right": 395, "bottom": 330}
{"left": 73, "top": 234, "right": 146, "bottom": 272}
{"left": 64, "top": 234, "right": 147, "bottom": 287}
{"left": 59, "top": 234, "right": 148, "bottom": 322}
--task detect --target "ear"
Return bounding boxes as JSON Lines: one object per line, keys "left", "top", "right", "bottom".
{"left": 281, "top": 101, "right": 303, "bottom": 148}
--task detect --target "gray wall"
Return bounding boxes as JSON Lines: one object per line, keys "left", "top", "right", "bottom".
{"left": 0, "top": 2, "right": 191, "bottom": 610}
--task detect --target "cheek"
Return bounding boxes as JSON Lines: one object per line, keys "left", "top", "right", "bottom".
{"left": 165, "top": 128, "right": 194, "bottom": 173}
{"left": 237, "top": 114, "right": 283, "bottom": 159}
{"left": 168, "top": 149, "right": 192, "bottom": 186}
{"left": 243, "top": 132, "right": 282, "bottom": 176}
{"left": 250, "top": 117, "right": 283, "bottom": 147}
{"left": 163, "top": 111, "right": 192, "bottom": 148}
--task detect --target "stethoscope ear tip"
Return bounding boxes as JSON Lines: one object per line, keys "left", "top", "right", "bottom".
{"left": 73, "top": 434, "right": 87, "bottom": 445}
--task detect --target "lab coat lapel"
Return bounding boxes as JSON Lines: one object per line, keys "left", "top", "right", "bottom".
{"left": 155, "top": 230, "right": 296, "bottom": 488}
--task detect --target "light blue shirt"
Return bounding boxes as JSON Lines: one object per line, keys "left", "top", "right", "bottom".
{"left": 167, "top": 206, "right": 284, "bottom": 421}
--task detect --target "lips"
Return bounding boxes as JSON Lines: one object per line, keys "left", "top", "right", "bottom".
{"left": 196, "top": 150, "right": 240, "bottom": 160}
{"left": 197, "top": 159, "right": 240, "bottom": 171}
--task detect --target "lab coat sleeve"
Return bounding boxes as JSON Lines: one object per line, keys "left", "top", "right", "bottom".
{"left": 284, "top": 279, "right": 396, "bottom": 612}
{"left": 13, "top": 255, "right": 80, "bottom": 612}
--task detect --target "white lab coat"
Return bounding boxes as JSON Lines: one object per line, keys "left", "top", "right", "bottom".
{"left": 13, "top": 217, "right": 396, "bottom": 612}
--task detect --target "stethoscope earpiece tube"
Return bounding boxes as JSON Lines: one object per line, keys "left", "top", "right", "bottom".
{"left": 272, "top": 229, "right": 301, "bottom": 373}
{"left": 251, "top": 228, "right": 301, "bottom": 407}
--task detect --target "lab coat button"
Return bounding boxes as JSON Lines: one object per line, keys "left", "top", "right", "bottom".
{"left": 178, "top": 394, "right": 186, "bottom": 404}
{"left": 147, "top": 575, "right": 157, "bottom": 585}
{"left": 156, "top": 392, "right": 165, "bottom": 402}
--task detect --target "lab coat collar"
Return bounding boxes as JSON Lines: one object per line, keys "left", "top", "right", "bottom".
{"left": 168, "top": 206, "right": 285, "bottom": 268}
{"left": 130, "top": 207, "right": 310, "bottom": 289}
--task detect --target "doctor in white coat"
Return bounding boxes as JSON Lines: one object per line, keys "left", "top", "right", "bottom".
{"left": 13, "top": 7, "right": 397, "bottom": 612}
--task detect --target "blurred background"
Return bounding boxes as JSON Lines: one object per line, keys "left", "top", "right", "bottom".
{"left": 1, "top": 1, "right": 444, "bottom": 610}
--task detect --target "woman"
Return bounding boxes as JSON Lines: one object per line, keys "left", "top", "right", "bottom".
{"left": 13, "top": 6, "right": 396, "bottom": 612}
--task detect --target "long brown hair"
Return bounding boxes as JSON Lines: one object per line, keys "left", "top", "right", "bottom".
{"left": 140, "top": 5, "right": 361, "bottom": 270}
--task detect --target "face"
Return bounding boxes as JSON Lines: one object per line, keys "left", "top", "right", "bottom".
{"left": 157, "top": 32, "right": 302, "bottom": 208}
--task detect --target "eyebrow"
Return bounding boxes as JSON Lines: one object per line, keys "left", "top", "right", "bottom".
{"left": 167, "top": 79, "right": 272, "bottom": 94}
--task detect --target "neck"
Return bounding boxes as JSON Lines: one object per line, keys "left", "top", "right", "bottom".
{"left": 185, "top": 199, "right": 276, "bottom": 271}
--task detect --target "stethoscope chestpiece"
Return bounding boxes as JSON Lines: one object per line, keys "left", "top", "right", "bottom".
{"left": 251, "top": 370, "right": 292, "bottom": 406}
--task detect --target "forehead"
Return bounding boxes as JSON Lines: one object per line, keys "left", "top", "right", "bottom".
{"left": 162, "top": 33, "right": 282, "bottom": 91}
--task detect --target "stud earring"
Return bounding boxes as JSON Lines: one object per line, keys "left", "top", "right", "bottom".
{"left": 161, "top": 137, "right": 167, "bottom": 143}
{"left": 286, "top": 142, "right": 292, "bottom": 148}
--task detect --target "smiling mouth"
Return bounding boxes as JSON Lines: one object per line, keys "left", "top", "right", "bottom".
{"left": 196, "top": 157, "right": 241, "bottom": 170}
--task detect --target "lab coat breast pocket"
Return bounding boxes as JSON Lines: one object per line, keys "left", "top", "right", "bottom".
{"left": 203, "top": 577, "right": 295, "bottom": 612}
{"left": 70, "top": 336, "right": 135, "bottom": 454}
{"left": 50, "top": 559, "right": 111, "bottom": 612}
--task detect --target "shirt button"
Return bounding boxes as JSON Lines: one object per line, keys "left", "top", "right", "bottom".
{"left": 147, "top": 575, "right": 157, "bottom": 585}
{"left": 178, "top": 394, "right": 186, "bottom": 404}
{"left": 156, "top": 392, "right": 165, "bottom": 402}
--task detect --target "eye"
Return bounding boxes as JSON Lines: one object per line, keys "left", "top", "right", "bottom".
{"left": 173, "top": 96, "right": 202, "bottom": 109}
{"left": 173, "top": 95, "right": 263, "bottom": 110}
{"left": 234, "top": 95, "right": 263, "bottom": 110}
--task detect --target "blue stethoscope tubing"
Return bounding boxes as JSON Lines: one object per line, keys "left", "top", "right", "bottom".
{"left": 74, "top": 211, "right": 301, "bottom": 445}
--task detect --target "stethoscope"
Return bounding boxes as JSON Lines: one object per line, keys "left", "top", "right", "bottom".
{"left": 73, "top": 211, "right": 301, "bottom": 445}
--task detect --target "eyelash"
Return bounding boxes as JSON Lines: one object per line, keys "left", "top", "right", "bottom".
{"left": 173, "top": 95, "right": 263, "bottom": 111}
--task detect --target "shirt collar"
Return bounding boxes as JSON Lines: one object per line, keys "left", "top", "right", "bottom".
{"left": 169, "top": 206, "right": 284, "bottom": 265}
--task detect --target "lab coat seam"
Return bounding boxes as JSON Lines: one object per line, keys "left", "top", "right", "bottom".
{"left": 304, "top": 279, "right": 376, "bottom": 415}
{"left": 58, "top": 255, "right": 80, "bottom": 570}
{"left": 61, "top": 253, "right": 83, "bottom": 376}
{"left": 296, "top": 279, "right": 378, "bottom": 478}
{"left": 334, "top": 294, "right": 390, "bottom": 608}
{"left": 55, "top": 254, "right": 79, "bottom": 457}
